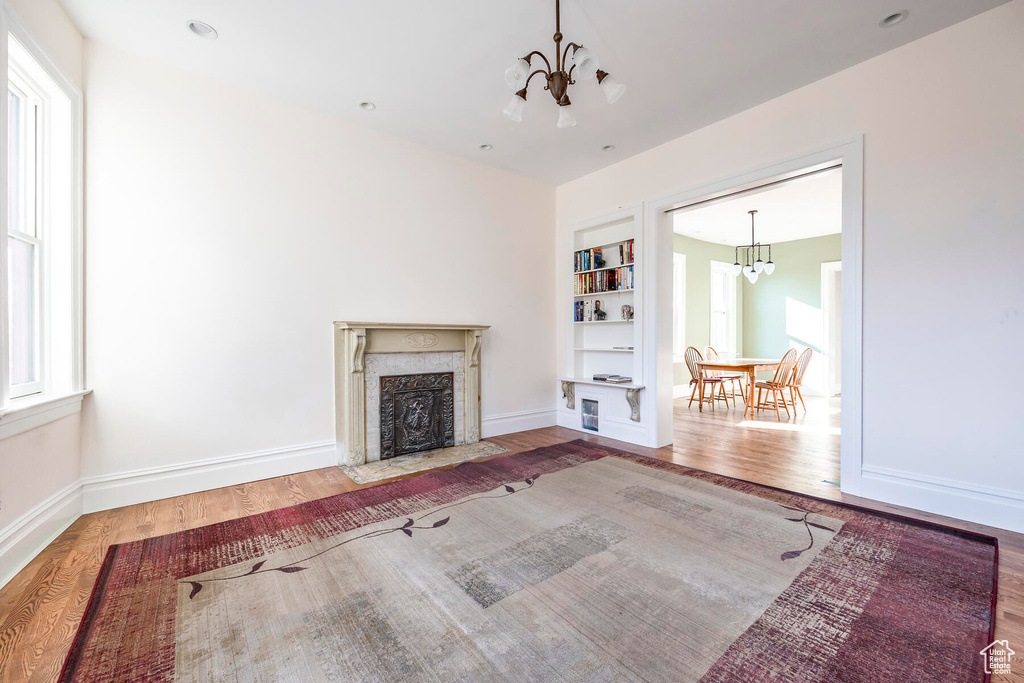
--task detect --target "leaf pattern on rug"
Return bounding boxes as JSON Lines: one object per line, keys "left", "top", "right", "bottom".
{"left": 779, "top": 504, "right": 834, "bottom": 561}
{"left": 180, "top": 475, "right": 541, "bottom": 599}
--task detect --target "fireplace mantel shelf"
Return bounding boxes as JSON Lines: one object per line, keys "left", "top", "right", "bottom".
{"left": 334, "top": 322, "right": 490, "bottom": 331}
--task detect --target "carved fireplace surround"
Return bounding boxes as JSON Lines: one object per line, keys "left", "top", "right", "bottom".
{"left": 334, "top": 322, "right": 489, "bottom": 466}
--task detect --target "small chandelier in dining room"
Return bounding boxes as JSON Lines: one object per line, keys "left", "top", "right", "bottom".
{"left": 732, "top": 210, "right": 776, "bottom": 284}
{"left": 502, "top": 0, "right": 626, "bottom": 127}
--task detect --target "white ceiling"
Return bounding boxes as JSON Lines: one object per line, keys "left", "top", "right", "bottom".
{"left": 673, "top": 167, "right": 842, "bottom": 246}
{"left": 58, "top": 0, "right": 1007, "bottom": 185}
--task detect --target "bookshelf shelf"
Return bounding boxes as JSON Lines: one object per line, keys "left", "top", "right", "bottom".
{"left": 574, "top": 319, "right": 632, "bottom": 326}
{"left": 573, "top": 288, "right": 633, "bottom": 299}
{"left": 558, "top": 376, "right": 644, "bottom": 391}
{"left": 574, "top": 261, "right": 634, "bottom": 276}
{"left": 573, "top": 347, "right": 634, "bottom": 353}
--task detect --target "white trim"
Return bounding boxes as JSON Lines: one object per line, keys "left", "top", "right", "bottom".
{"left": 81, "top": 440, "right": 337, "bottom": 513}
{"left": 0, "top": 480, "right": 82, "bottom": 589}
{"left": 0, "top": 388, "right": 89, "bottom": 439}
{"left": 481, "top": 409, "right": 556, "bottom": 438}
{"left": 0, "top": 6, "right": 11, "bottom": 410}
{"left": 861, "top": 465, "right": 1024, "bottom": 534}
{"left": 644, "top": 137, "right": 865, "bottom": 495}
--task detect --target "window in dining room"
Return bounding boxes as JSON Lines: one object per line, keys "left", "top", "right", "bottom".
{"left": 672, "top": 253, "right": 686, "bottom": 358}
{"left": 709, "top": 260, "right": 736, "bottom": 356}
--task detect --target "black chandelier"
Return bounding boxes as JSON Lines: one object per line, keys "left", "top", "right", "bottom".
{"left": 732, "top": 210, "right": 776, "bottom": 284}
{"left": 502, "top": 0, "right": 626, "bottom": 128}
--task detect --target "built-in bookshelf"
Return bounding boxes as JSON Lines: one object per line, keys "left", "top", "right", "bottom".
{"left": 559, "top": 206, "right": 646, "bottom": 445}
{"left": 567, "top": 214, "right": 641, "bottom": 386}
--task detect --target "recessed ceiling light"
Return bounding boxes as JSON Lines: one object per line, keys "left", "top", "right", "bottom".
{"left": 359, "top": 101, "right": 376, "bottom": 111}
{"left": 186, "top": 20, "right": 218, "bottom": 40}
{"left": 602, "top": 145, "right": 616, "bottom": 152}
{"left": 880, "top": 11, "right": 907, "bottom": 27}
{"left": 479, "top": 144, "right": 493, "bottom": 151}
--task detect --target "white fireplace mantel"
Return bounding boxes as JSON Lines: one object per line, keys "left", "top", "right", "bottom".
{"left": 334, "top": 322, "right": 490, "bottom": 466}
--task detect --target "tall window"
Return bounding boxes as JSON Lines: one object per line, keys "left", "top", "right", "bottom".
{"left": 7, "top": 63, "right": 41, "bottom": 397}
{"left": 2, "top": 22, "right": 82, "bottom": 410}
{"left": 672, "top": 253, "right": 686, "bottom": 357}
{"left": 709, "top": 260, "right": 736, "bottom": 356}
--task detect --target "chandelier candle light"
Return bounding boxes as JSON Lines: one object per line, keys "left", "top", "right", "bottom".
{"left": 732, "top": 210, "right": 775, "bottom": 284}
{"left": 503, "top": 0, "right": 626, "bottom": 127}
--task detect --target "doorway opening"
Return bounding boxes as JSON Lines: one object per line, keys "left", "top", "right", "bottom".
{"left": 664, "top": 161, "right": 846, "bottom": 495}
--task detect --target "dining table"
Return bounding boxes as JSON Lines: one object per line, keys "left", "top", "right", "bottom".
{"left": 695, "top": 358, "right": 781, "bottom": 417}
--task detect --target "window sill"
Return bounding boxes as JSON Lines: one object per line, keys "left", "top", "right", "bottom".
{"left": 0, "top": 389, "right": 91, "bottom": 440}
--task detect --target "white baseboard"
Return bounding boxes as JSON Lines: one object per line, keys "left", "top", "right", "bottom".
{"left": 0, "top": 481, "right": 83, "bottom": 589}
{"left": 81, "top": 440, "right": 337, "bottom": 513}
{"left": 482, "top": 409, "right": 556, "bottom": 438}
{"left": 860, "top": 465, "right": 1024, "bottom": 534}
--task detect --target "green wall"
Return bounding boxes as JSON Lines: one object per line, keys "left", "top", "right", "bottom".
{"left": 673, "top": 232, "right": 841, "bottom": 387}
{"left": 741, "top": 233, "right": 841, "bottom": 364}
{"left": 672, "top": 234, "right": 743, "bottom": 386}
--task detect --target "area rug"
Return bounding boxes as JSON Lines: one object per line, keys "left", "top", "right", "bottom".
{"left": 60, "top": 440, "right": 997, "bottom": 682}
{"left": 339, "top": 440, "right": 509, "bottom": 484}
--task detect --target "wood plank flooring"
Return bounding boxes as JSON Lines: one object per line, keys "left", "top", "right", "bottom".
{"left": 1, "top": 402, "right": 1021, "bottom": 681}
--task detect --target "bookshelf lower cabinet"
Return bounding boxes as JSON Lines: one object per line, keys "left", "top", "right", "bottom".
{"left": 558, "top": 378, "right": 644, "bottom": 423}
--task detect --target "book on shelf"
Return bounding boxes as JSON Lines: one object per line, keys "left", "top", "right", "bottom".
{"left": 574, "top": 239, "right": 634, "bottom": 275}
{"left": 616, "top": 239, "right": 634, "bottom": 267}
{"left": 590, "top": 374, "right": 633, "bottom": 383}
{"left": 573, "top": 247, "right": 604, "bottom": 273}
{"left": 573, "top": 264, "right": 634, "bottom": 295}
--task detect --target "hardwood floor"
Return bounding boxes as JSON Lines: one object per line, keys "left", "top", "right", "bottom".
{"left": 1, "top": 412, "right": 1021, "bottom": 681}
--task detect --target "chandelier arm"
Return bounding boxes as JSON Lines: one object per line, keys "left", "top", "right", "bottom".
{"left": 563, "top": 41, "right": 581, "bottom": 69}
{"left": 567, "top": 64, "right": 577, "bottom": 83}
{"left": 521, "top": 50, "right": 553, "bottom": 74}
{"left": 524, "top": 69, "right": 550, "bottom": 90}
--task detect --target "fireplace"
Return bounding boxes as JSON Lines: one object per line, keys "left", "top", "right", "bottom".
{"left": 334, "top": 322, "right": 489, "bottom": 467}
{"left": 379, "top": 372, "right": 455, "bottom": 458}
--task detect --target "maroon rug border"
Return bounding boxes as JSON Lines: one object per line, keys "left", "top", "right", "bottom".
{"left": 58, "top": 438, "right": 1000, "bottom": 681}
{"left": 58, "top": 543, "right": 119, "bottom": 681}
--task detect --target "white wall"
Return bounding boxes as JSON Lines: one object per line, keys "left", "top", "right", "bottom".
{"left": 79, "top": 42, "right": 555, "bottom": 494}
{"left": 0, "top": 0, "right": 84, "bottom": 586}
{"left": 6, "top": 0, "right": 82, "bottom": 88}
{"left": 556, "top": 1, "right": 1024, "bottom": 531}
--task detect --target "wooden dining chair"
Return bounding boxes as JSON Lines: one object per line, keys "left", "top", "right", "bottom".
{"left": 754, "top": 349, "right": 798, "bottom": 420}
{"left": 684, "top": 346, "right": 727, "bottom": 410}
{"left": 704, "top": 346, "right": 745, "bottom": 406}
{"left": 786, "top": 348, "right": 813, "bottom": 413}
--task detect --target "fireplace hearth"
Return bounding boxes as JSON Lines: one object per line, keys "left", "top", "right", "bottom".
{"left": 380, "top": 372, "right": 455, "bottom": 458}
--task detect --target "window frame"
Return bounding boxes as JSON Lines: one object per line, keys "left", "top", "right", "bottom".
{"left": 6, "top": 66, "right": 45, "bottom": 398}
{"left": 709, "top": 260, "right": 737, "bottom": 356}
{"left": 0, "top": 5, "right": 84, "bottom": 436}
{"left": 672, "top": 253, "right": 686, "bottom": 359}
